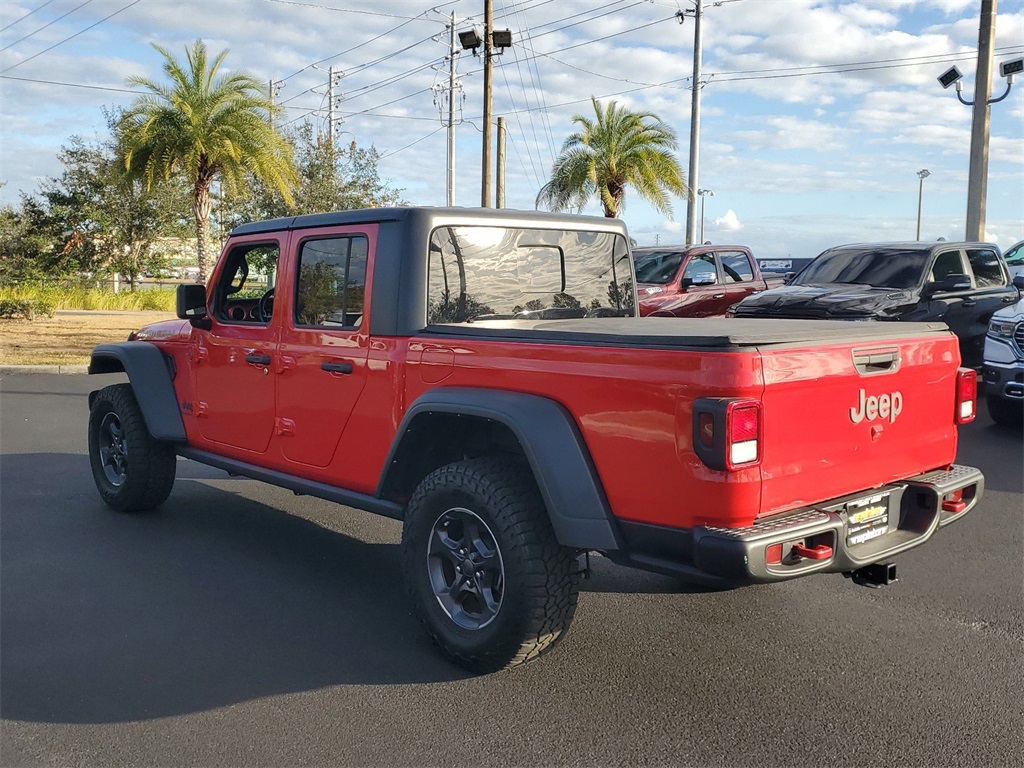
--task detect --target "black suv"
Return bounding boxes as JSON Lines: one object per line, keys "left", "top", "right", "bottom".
{"left": 730, "top": 242, "right": 1019, "bottom": 368}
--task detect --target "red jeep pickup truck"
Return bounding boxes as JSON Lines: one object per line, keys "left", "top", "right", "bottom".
{"left": 87, "top": 207, "right": 984, "bottom": 672}
{"left": 633, "top": 244, "right": 783, "bottom": 317}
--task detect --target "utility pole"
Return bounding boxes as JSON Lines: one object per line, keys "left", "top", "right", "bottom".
{"left": 268, "top": 79, "right": 283, "bottom": 126}
{"left": 448, "top": 13, "right": 458, "bottom": 206}
{"left": 966, "top": 0, "right": 996, "bottom": 241}
{"left": 496, "top": 116, "right": 506, "bottom": 208}
{"left": 328, "top": 65, "right": 336, "bottom": 146}
{"left": 482, "top": 0, "right": 494, "bottom": 208}
{"left": 682, "top": 0, "right": 704, "bottom": 246}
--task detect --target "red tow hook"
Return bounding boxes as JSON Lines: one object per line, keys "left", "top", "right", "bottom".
{"left": 792, "top": 543, "right": 833, "bottom": 561}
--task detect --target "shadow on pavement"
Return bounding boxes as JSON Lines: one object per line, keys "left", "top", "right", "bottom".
{"left": 0, "top": 453, "right": 468, "bottom": 725}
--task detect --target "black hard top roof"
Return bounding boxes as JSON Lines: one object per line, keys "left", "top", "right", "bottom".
{"left": 230, "top": 206, "right": 628, "bottom": 236}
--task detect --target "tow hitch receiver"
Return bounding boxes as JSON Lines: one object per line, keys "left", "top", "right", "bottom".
{"left": 845, "top": 562, "right": 898, "bottom": 588}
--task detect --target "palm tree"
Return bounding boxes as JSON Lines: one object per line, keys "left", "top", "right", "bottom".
{"left": 537, "top": 97, "right": 687, "bottom": 219}
{"left": 119, "top": 40, "right": 296, "bottom": 280}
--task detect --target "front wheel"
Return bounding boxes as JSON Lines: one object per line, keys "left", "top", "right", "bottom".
{"left": 88, "top": 384, "right": 177, "bottom": 512}
{"left": 401, "top": 458, "right": 579, "bottom": 673}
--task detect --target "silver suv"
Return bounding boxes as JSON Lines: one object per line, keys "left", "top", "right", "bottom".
{"left": 982, "top": 275, "right": 1024, "bottom": 426}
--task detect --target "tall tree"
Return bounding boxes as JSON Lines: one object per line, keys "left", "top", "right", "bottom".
{"left": 224, "top": 123, "right": 404, "bottom": 226}
{"left": 118, "top": 40, "right": 296, "bottom": 281}
{"left": 41, "top": 119, "right": 191, "bottom": 289}
{"left": 536, "top": 97, "right": 687, "bottom": 219}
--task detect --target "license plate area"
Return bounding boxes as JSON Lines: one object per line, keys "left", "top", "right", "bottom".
{"left": 846, "top": 493, "right": 890, "bottom": 547}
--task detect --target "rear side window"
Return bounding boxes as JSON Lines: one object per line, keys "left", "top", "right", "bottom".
{"left": 294, "top": 235, "right": 368, "bottom": 327}
{"left": 427, "top": 226, "right": 634, "bottom": 323}
{"left": 720, "top": 251, "right": 754, "bottom": 283}
{"left": 966, "top": 248, "right": 1005, "bottom": 288}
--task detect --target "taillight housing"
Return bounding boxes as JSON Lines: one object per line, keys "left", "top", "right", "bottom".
{"left": 693, "top": 398, "right": 763, "bottom": 471}
{"left": 955, "top": 367, "right": 976, "bottom": 424}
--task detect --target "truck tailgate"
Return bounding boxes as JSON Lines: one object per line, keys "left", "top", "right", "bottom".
{"left": 758, "top": 332, "right": 961, "bottom": 516}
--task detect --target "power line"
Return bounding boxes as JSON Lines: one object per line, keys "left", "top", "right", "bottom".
{"left": 1, "top": 0, "right": 143, "bottom": 73}
{"left": 0, "top": 0, "right": 92, "bottom": 53}
{"left": 0, "top": 72, "right": 141, "bottom": 94}
{"left": 1, "top": 0, "right": 58, "bottom": 33}
{"left": 261, "top": 0, "right": 458, "bottom": 22}
{"left": 379, "top": 126, "right": 445, "bottom": 159}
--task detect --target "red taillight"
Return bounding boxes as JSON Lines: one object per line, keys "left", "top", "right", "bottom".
{"left": 955, "top": 367, "right": 977, "bottom": 424}
{"left": 726, "top": 401, "right": 761, "bottom": 468}
{"left": 766, "top": 543, "right": 782, "bottom": 565}
{"left": 693, "top": 398, "right": 763, "bottom": 471}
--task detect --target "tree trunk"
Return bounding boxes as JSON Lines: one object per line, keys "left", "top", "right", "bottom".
{"left": 193, "top": 177, "right": 214, "bottom": 282}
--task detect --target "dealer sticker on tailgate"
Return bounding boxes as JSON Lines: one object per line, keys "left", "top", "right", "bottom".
{"left": 846, "top": 493, "right": 890, "bottom": 546}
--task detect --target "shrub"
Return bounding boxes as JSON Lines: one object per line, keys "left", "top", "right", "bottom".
{"left": 0, "top": 298, "right": 57, "bottom": 320}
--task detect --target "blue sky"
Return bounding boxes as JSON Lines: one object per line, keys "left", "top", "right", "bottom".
{"left": 1, "top": 0, "right": 1022, "bottom": 259}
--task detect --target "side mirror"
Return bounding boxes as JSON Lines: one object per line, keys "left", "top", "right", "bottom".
{"left": 176, "top": 283, "right": 209, "bottom": 327}
{"left": 924, "top": 274, "right": 972, "bottom": 296}
{"left": 1012, "top": 274, "right": 1024, "bottom": 291}
{"left": 783, "top": 271, "right": 796, "bottom": 284}
{"left": 680, "top": 272, "right": 717, "bottom": 289}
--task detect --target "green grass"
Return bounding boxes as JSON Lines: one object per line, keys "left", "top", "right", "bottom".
{"left": 0, "top": 284, "right": 177, "bottom": 312}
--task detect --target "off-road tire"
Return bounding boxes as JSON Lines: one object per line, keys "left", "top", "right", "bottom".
{"left": 401, "top": 458, "right": 579, "bottom": 673}
{"left": 986, "top": 394, "right": 1023, "bottom": 428}
{"left": 88, "top": 384, "right": 176, "bottom": 512}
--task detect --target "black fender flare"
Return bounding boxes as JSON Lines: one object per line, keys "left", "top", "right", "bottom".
{"left": 379, "top": 387, "right": 622, "bottom": 551}
{"left": 88, "top": 342, "right": 186, "bottom": 442}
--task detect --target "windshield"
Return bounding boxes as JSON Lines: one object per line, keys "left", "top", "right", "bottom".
{"left": 1004, "top": 242, "right": 1024, "bottom": 266}
{"left": 633, "top": 250, "right": 685, "bottom": 284}
{"left": 794, "top": 247, "right": 932, "bottom": 290}
{"left": 427, "top": 226, "right": 635, "bottom": 323}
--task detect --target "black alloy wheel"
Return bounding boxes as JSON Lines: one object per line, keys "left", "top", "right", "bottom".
{"left": 427, "top": 506, "right": 505, "bottom": 630}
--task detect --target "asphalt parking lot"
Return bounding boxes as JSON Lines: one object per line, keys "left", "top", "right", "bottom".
{"left": 1, "top": 372, "right": 1021, "bottom": 767}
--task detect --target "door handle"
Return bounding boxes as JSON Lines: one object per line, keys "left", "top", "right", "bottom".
{"left": 1003, "top": 295, "right": 1017, "bottom": 303}
{"left": 961, "top": 300, "right": 977, "bottom": 307}
{"left": 321, "top": 360, "right": 354, "bottom": 375}
{"left": 713, "top": 293, "right": 725, "bottom": 299}
{"left": 245, "top": 353, "right": 271, "bottom": 365}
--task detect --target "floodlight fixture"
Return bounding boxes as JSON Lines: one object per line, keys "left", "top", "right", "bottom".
{"left": 491, "top": 29, "right": 513, "bottom": 49}
{"left": 937, "top": 66, "right": 963, "bottom": 90}
{"left": 459, "top": 28, "right": 482, "bottom": 52}
{"left": 1000, "top": 57, "right": 1023, "bottom": 81}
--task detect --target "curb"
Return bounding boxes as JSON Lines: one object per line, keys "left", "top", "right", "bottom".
{"left": 0, "top": 365, "right": 90, "bottom": 375}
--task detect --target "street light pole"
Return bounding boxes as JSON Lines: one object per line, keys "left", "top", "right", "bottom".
{"left": 683, "top": 0, "right": 704, "bottom": 246}
{"left": 916, "top": 169, "right": 930, "bottom": 241}
{"left": 698, "top": 188, "right": 714, "bottom": 243}
{"left": 966, "top": 0, "right": 996, "bottom": 241}
{"left": 482, "top": 0, "right": 493, "bottom": 208}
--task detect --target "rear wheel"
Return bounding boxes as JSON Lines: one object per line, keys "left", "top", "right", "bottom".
{"left": 88, "top": 384, "right": 176, "bottom": 512}
{"left": 986, "top": 394, "right": 1023, "bottom": 428}
{"left": 401, "top": 458, "right": 579, "bottom": 673}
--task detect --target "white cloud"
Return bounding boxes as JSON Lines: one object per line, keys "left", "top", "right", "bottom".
{"left": 715, "top": 209, "right": 742, "bottom": 231}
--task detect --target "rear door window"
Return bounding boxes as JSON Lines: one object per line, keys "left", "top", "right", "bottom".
{"left": 965, "top": 248, "right": 1006, "bottom": 288}
{"left": 719, "top": 251, "right": 754, "bottom": 283}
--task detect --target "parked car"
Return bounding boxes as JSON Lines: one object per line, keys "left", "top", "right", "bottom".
{"left": 730, "top": 241, "right": 1019, "bottom": 369}
{"left": 982, "top": 280, "right": 1024, "bottom": 426}
{"left": 87, "top": 208, "right": 983, "bottom": 672}
{"left": 1002, "top": 239, "right": 1024, "bottom": 279}
{"left": 633, "top": 245, "right": 783, "bottom": 317}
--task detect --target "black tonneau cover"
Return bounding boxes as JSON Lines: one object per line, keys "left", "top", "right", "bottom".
{"left": 423, "top": 317, "right": 950, "bottom": 349}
